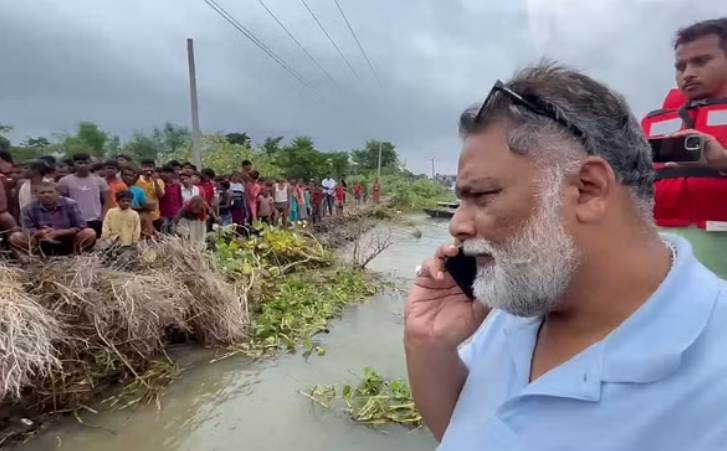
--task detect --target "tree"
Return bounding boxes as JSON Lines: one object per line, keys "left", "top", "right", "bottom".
{"left": 276, "top": 136, "right": 330, "bottom": 181}
{"left": 225, "top": 132, "right": 250, "bottom": 146}
{"left": 166, "top": 134, "right": 279, "bottom": 177}
{"left": 328, "top": 151, "right": 350, "bottom": 179}
{"left": 23, "top": 136, "right": 51, "bottom": 150}
{"left": 351, "top": 140, "right": 399, "bottom": 172}
{"left": 62, "top": 122, "right": 109, "bottom": 158}
{"left": 123, "top": 132, "right": 161, "bottom": 162}
{"left": 0, "top": 136, "right": 10, "bottom": 154}
{"left": 153, "top": 122, "right": 191, "bottom": 155}
{"left": 261, "top": 136, "right": 284, "bottom": 156}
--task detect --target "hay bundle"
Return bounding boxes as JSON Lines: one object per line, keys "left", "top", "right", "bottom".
{"left": 139, "top": 237, "right": 249, "bottom": 345}
{"left": 0, "top": 264, "right": 62, "bottom": 402}
{"left": 0, "top": 237, "right": 249, "bottom": 433}
{"left": 26, "top": 254, "right": 189, "bottom": 359}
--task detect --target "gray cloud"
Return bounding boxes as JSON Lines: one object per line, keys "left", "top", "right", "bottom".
{"left": 0, "top": 0, "right": 724, "bottom": 174}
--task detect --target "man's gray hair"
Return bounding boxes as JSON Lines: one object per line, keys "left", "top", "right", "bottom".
{"left": 459, "top": 61, "right": 655, "bottom": 217}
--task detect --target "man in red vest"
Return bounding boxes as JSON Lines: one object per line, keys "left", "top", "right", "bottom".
{"left": 642, "top": 18, "right": 727, "bottom": 277}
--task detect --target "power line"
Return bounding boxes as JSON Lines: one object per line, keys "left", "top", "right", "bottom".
{"left": 332, "top": 0, "right": 381, "bottom": 85}
{"left": 255, "top": 0, "right": 340, "bottom": 87}
{"left": 201, "top": 0, "right": 322, "bottom": 98}
{"left": 298, "top": 0, "right": 362, "bottom": 82}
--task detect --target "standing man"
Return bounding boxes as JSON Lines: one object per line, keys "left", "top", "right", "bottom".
{"left": 59, "top": 153, "right": 109, "bottom": 238}
{"left": 642, "top": 18, "right": 727, "bottom": 276}
{"left": 135, "top": 159, "right": 165, "bottom": 231}
{"left": 406, "top": 62, "right": 727, "bottom": 450}
{"left": 320, "top": 174, "right": 336, "bottom": 217}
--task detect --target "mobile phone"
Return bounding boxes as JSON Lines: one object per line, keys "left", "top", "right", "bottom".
{"left": 649, "top": 135, "right": 704, "bottom": 163}
{"left": 444, "top": 247, "right": 477, "bottom": 300}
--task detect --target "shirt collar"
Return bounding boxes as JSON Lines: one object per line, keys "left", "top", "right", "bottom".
{"left": 599, "top": 234, "right": 720, "bottom": 384}
{"left": 501, "top": 234, "right": 720, "bottom": 403}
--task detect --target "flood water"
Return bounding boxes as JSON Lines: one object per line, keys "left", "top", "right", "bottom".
{"left": 13, "top": 215, "right": 450, "bottom": 451}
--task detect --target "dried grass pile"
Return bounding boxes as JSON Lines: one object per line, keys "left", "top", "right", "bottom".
{"left": 0, "top": 236, "right": 248, "bottom": 434}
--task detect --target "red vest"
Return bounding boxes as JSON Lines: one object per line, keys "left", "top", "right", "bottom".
{"left": 641, "top": 90, "right": 727, "bottom": 228}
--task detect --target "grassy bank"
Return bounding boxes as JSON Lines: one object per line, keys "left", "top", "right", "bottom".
{"left": 0, "top": 215, "right": 385, "bottom": 445}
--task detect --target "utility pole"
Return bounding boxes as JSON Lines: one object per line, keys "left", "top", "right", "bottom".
{"left": 430, "top": 157, "right": 436, "bottom": 179}
{"left": 187, "top": 38, "right": 202, "bottom": 169}
{"left": 376, "top": 141, "right": 383, "bottom": 179}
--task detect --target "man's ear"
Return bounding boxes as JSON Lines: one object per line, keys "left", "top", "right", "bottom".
{"left": 570, "top": 156, "right": 615, "bottom": 223}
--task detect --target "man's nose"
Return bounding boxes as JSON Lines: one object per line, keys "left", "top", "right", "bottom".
{"left": 449, "top": 205, "right": 476, "bottom": 243}
{"left": 682, "top": 64, "right": 699, "bottom": 80}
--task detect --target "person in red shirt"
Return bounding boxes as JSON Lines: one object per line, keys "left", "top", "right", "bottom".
{"left": 245, "top": 170, "right": 262, "bottom": 222}
{"left": 158, "top": 165, "right": 183, "bottom": 234}
{"left": 642, "top": 19, "right": 727, "bottom": 277}
{"left": 198, "top": 168, "right": 216, "bottom": 206}
{"left": 335, "top": 182, "right": 345, "bottom": 217}
{"left": 353, "top": 182, "right": 363, "bottom": 206}
{"left": 310, "top": 182, "right": 324, "bottom": 224}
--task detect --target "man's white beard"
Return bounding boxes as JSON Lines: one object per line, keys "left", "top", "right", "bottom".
{"left": 462, "top": 170, "right": 580, "bottom": 318}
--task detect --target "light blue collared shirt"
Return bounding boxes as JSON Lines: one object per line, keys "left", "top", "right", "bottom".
{"left": 442, "top": 235, "right": 727, "bottom": 451}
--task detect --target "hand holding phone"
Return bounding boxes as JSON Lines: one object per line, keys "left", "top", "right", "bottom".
{"left": 405, "top": 244, "right": 489, "bottom": 349}
{"left": 443, "top": 247, "right": 477, "bottom": 300}
{"left": 649, "top": 135, "right": 704, "bottom": 163}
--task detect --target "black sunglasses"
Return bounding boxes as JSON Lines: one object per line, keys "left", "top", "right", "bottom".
{"left": 474, "top": 80, "right": 587, "bottom": 145}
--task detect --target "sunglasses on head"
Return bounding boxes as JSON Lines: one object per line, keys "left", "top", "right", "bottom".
{"left": 474, "top": 80, "right": 587, "bottom": 146}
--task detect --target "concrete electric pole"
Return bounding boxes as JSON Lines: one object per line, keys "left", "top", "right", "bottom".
{"left": 187, "top": 38, "right": 202, "bottom": 169}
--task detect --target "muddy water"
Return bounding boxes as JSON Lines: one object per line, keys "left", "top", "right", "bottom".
{"left": 14, "top": 216, "right": 451, "bottom": 451}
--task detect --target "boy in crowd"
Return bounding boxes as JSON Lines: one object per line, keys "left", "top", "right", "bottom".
{"left": 257, "top": 186, "right": 274, "bottom": 225}
{"left": 310, "top": 181, "right": 323, "bottom": 224}
{"left": 59, "top": 153, "right": 110, "bottom": 237}
{"left": 136, "top": 159, "right": 165, "bottom": 231}
{"left": 180, "top": 170, "right": 200, "bottom": 203}
{"left": 216, "top": 180, "right": 233, "bottom": 226}
{"left": 229, "top": 171, "right": 246, "bottom": 225}
{"left": 101, "top": 190, "right": 141, "bottom": 246}
{"left": 198, "top": 168, "right": 216, "bottom": 207}
{"left": 103, "top": 160, "right": 127, "bottom": 208}
{"left": 158, "top": 165, "right": 182, "bottom": 233}
{"left": 246, "top": 170, "right": 261, "bottom": 222}
{"left": 121, "top": 168, "right": 155, "bottom": 239}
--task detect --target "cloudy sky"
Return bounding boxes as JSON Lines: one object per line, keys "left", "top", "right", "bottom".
{"left": 0, "top": 0, "right": 724, "bottom": 174}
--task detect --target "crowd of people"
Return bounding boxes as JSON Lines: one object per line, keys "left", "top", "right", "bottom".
{"left": 0, "top": 152, "right": 381, "bottom": 257}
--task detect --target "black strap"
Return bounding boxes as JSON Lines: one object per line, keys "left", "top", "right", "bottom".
{"left": 677, "top": 106, "right": 695, "bottom": 129}
{"left": 655, "top": 167, "right": 727, "bottom": 181}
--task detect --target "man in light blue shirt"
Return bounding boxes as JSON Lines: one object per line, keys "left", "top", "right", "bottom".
{"left": 405, "top": 62, "right": 727, "bottom": 450}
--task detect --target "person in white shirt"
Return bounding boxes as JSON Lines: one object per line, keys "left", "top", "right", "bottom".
{"left": 320, "top": 175, "right": 336, "bottom": 217}
{"left": 179, "top": 171, "right": 200, "bottom": 204}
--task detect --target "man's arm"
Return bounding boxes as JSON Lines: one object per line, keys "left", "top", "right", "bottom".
{"left": 100, "top": 183, "right": 110, "bottom": 220}
{"left": 153, "top": 178, "right": 165, "bottom": 199}
{"left": 58, "top": 177, "right": 69, "bottom": 197}
{"left": 0, "top": 180, "right": 8, "bottom": 214}
{"left": 67, "top": 201, "right": 87, "bottom": 231}
{"left": 406, "top": 342, "right": 469, "bottom": 443}
{"left": 101, "top": 210, "right": 113, "bottom": 239}
{"left": 132, "top": 212, "right": 141, "bottom": 243}
{"left": 20, "top": 205, "right": 38, "bottom": 234}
